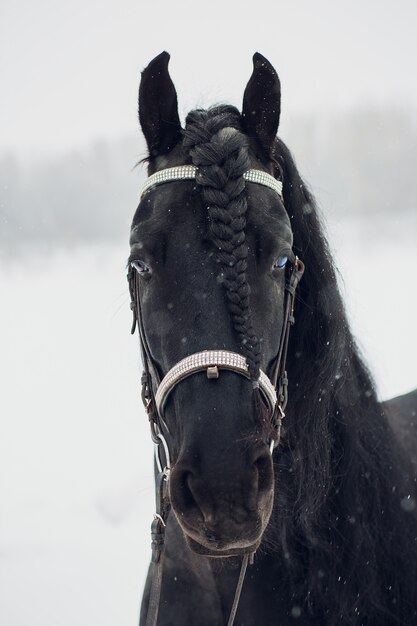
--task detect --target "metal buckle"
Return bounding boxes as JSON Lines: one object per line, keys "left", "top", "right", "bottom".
{"left": 153, "top": 513, "right": 166, "bottom": 527}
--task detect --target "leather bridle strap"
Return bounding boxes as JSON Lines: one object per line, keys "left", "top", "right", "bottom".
{"left": 145, "top": 468, "right": 170, "bottom": 626}
{"left": 128, "top": 266, "right": 163, "bottom": 448}
{"left": 129, "top": 267, "right": 173, "bottom": 626}
{"left": 269, "top": 257, "right": 305, "bottom": 446}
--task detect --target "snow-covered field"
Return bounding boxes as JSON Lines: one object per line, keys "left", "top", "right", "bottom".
{"left": 0, "top": 212, "right": 416, "bottom": 626}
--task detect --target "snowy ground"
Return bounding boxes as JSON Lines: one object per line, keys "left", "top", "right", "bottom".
{"left": 0, "top": 212, "right": 416, "bottom": 626}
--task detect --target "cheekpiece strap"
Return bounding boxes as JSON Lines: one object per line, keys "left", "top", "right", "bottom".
{"left": 140, "top": 165, "right": 283, "bottom": 200}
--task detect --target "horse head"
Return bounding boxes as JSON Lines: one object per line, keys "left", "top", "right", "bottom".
{"left": 129, "top": 51, "right": 302, "bottom": 558}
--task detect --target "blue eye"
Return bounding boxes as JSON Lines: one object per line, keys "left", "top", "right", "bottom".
{"left": 131, "top": 260, "right": 150, "bottom": 274}
{"left": 273, "top": 255, "right": 289, "bottom": 269}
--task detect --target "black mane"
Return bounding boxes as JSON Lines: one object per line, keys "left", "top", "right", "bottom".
{"left": 267, "top": 138, "right": 417, "bottom": 622}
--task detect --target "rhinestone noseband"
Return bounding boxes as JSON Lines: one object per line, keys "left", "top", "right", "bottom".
{"left": 154, "top": 350, "right": 277, "bottom": 417}
{"left": 140, "top": 165, "right": 283, "bottom": 200}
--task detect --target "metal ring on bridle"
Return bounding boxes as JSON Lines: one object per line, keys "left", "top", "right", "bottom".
{"left": 155, "top": 431, "right": 171, "bottom": 472}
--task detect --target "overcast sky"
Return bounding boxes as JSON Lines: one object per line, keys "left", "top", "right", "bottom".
{"left": 1, "top": 0, "right": 417, "bottom": 156}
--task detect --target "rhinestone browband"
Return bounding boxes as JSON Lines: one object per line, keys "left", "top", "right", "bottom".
{"left": 140, "top": 166, "right": 283, "bottom": 199}
{"left": 154, "top": 350, "right": 277, "bottom": 416}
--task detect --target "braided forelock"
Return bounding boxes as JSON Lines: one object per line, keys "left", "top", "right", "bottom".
{"left": 183, "top": 106, "right": 261, "bottom": 382}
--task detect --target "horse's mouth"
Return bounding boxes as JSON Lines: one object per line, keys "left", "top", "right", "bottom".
{"left": 185, "top": 535, "right": 261, "bottom": 558}
{"left": 176, "top": 516, "right": 263, "bottom": 557}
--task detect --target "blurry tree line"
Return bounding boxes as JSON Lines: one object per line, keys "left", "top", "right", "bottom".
{"left": 285, "top": 107, "right": 417, "bottom": 217}
{"left": 1, "top": 108, "right": 416, "bottom": 253}
{"left": 0, "top": 136, "right": 143, "bottom": 254}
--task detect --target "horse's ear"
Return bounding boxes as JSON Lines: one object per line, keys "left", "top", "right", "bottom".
{"left": 138, "top": 51, "right": 183, "bottom": 157}
{"left": 242, "top": 53, "right": 281, "bottom": 156}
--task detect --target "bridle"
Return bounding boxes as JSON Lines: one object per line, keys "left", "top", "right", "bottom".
{"left": 128, "top": 165, "right": 304, "bottom": 626}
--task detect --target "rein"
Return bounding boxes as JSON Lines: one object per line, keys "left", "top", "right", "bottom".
{"left": 128, "top": 165, "right": 304, "bottom": 625}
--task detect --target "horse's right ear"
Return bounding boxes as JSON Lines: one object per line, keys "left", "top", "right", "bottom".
{"left": 138, "top": 51, "right": 183, "bottom": 157}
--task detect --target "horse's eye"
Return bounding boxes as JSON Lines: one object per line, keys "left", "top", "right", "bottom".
{"left": 273, "top": 255, "right": 288, "bottom": 270}
{"left": 131, "top": 260, "right": 150, "bottom": 274}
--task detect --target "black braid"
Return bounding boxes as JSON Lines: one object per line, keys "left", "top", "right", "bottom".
{"left": 183, "top": 106, "right": 261, "bottom": 382}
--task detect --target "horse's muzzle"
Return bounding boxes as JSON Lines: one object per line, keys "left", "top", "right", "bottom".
{"left": 169, "top": 446, "right": 274, "bottom": 554}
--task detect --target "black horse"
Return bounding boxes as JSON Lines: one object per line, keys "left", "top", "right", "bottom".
{"left": 129, "top": 52, "right": 417, "bottom": 626}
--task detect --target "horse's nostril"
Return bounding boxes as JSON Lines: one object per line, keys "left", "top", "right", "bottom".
{"left": 180, "top": 471, "right": 197, "bottom": 508}
{"left": 172, "top": 469, "right": 204, "bottom": 520}
{"left": 253, "top": 450, "right": 273, "bottom": 494}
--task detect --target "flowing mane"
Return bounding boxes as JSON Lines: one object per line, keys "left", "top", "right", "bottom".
{"left": 269, "top": 137, "right": 417, "bottom": 622}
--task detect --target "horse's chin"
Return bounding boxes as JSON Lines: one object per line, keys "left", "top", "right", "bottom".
{"left": 185, "top": 534, "right": 262, "bottom": 558}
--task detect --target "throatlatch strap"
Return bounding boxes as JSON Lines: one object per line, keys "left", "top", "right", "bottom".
{"left": 145, "top": 469, "right": 170, "bottom": 626}
{"left": 145, "top": 558, "right": 164, "bottom": 626}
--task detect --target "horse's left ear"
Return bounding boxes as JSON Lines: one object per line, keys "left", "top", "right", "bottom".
{"left": 242, "top": 53, "right": 281, "bottom": 156}
{"left": 138, "top": 51, "right": 183, "bottom": 157}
